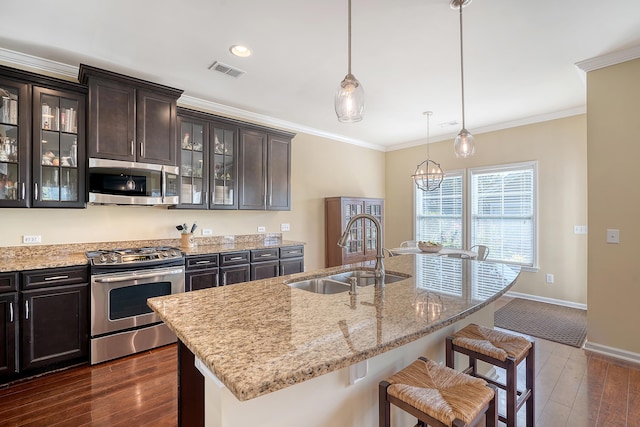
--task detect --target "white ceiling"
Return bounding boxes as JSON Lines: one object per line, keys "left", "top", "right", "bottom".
{"left": 2, "top": 0, "right": 640, "bottom": 151}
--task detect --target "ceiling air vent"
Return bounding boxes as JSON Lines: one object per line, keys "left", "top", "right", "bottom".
{"left": 208, "top": 61, "right": 246, "bottom": 78}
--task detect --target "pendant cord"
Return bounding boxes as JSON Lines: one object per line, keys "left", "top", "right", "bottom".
{"left": 348, "top": 0, "right": 352, "bottom": 75}
{"left": 459, "top": 1, "right": 466, "bottom": 129}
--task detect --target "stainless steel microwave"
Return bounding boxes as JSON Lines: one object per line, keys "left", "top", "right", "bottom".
{"left": 88, "top": 158, "right": 179, "bottom": 205}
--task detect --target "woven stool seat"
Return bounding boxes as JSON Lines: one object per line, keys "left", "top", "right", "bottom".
{"left": 451, "top": 323, "right": 532, "bottom": 362}
{"left": 380, "top": 357, "right": 497, "bottom": 427}
{"left": 446, "top": 323, "right": 536, "bottom": 427}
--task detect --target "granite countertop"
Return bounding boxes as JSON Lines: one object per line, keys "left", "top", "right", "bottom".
{"left": 0, "top": 234, "right": 304, "bottom": 272}
{"left": 148, "top": 254, "right": 521, "bottom": 402}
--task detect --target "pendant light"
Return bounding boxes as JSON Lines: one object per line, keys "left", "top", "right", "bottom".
{"left": 452, "top": 0, "right": 475, "bottom": 158}
{"left": 335, "top": 0, "right": 365, "bottom": 122}
{"left": 412, "top": 111, "right": 443, "bottom": 192}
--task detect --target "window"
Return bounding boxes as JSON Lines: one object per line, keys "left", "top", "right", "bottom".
{"left": 470, "top": 162, "right": 536, "bottom": 267}
{"left": 415, "top": 171, "right": 463, "bottom": 248}
{"left": 414, "top": 162, "right": 537, "bottom": 268}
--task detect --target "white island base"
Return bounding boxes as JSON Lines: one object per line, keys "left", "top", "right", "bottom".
{"left": 196, "top": 306, "right": 494, "bottom": 427}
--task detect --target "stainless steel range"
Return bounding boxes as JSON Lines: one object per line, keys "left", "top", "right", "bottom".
{"left": 86, "top": 246, "right": 185, "bottom": 364}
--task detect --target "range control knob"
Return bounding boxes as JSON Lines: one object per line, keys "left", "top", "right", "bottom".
{"left": 160, "top": 251, "right": 169, "bottom": 258}
{"left": 99, "top": 254, "right": 108, "bottom": 264}
{"left": 109, "top": 254, "right": 118, "bottom": 263}
{"left": 171, "top": 250, "right": 181, "bottom": 257}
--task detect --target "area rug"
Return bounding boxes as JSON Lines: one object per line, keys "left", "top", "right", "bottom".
{"left": 494, "top": 298, "right": 587, "bottom": 348}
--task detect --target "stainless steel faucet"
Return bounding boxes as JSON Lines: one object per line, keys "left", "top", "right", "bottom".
{"left": 337, "top": 213, "right": 385, "bottom": 279}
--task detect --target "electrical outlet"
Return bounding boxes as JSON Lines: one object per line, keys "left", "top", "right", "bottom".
{"left": 23, "top": 235, "right": 41, "bottom": 244}
{"left": 280, "top": 223, "right": 290, "bottom": 232}
{"left": 546, "top": 273, "right": 554, "bottom": 284}
{"left": 573, "top": 225, "right": 587, "bottom": 234}
{"left": 257, "top": 226, "right": 266, "bottom": 233}
{"left": 202, "top": 228, "right": 213, "bottom": 236}
{"left": 606, "top": 229, "right": 620, "bottom": 244}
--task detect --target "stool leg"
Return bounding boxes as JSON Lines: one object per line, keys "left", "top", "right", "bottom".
{"left": 487, "top": 385, "right": 498, "bottom": 427}
{"left": 526, "top": 342, "right": 536, "bottom": 426}
{"left": 379, "top": 381, "right": 391, "bottom": 427}
{"left": 506, "top": 357, "right": 517, "bottom": 427}
{"left": 446, "top": 336, "right": 454, "bottom": 368}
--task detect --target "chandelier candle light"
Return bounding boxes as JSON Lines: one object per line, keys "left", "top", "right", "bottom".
{"left": 412, "top": 111, "right": 443, "bottom": 192}
{"left": 335, "top": 0, "right": 365, "bottom": 122}
{"left": 452, "top": 0, "right": 475, "bottom": 158}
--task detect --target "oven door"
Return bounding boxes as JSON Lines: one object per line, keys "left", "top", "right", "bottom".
{"left": 91, "top": 266, "right": 184, "bottom": 337}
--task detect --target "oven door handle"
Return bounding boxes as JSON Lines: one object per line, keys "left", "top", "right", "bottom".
{"left": 93, "top": 267, "right": 185, "bottom": 283}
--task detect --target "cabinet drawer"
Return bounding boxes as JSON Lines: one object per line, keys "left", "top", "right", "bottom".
{"left": 0, "top": 272, "right": 18, "bottom": 292}
{"left": 219, "top": 251, "right": 250, "bottom": 266}
{"left": 250, "top": 248, "right": 279, "bottom": 262}
{"left": 186, "top": 254, "right": 219, "bottom": 270}
{"left": 279, "top": 246, "right": 304, "bottom": 259}
{"left": 21, "top": 266, "right": 89, "bottom": 290}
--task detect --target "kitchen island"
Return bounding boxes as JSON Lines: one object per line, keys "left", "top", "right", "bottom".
{"left": 148, "top": 254, "right": 521, "bottom": 426}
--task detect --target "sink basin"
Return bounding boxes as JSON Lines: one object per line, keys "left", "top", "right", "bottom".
{"left": 286, "top": 269, "right": 411, "bottom": 294}
{"left": 287, "top": 278, "right": 351, "bottom": 294}
{"left": 327, "top": 270, "right": 410, "bottom": 287}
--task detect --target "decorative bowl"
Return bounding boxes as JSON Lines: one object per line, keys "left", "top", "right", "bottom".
{"left": 418, "top": 242, "right": 443, "bottom": 253}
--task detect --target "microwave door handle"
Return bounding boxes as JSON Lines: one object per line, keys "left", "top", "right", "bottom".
{"left": 93, "top": 267, "right": 184, "bottom": 283}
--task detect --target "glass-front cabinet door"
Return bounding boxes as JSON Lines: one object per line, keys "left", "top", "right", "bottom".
{"left": 210, "top": 122, "right": 238, "bottom": 209}
{"left": 32, "top": 86, "right": 85, "bottom": 207}
{"left": 178, "top": 116, "right": 207, "bottom": 208}
{"left": 0, "top": 78, "right": 28, "bottom": 207}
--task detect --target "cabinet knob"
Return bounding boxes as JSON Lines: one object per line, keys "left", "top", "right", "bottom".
{"left": 140, "top": 141, "right": 145, "bottom": 158}
{"left": 130, "top": 141, "right": 135, "bottom": 156}
{"left": 34, "top": 183, "right": 39, "bottom": 201}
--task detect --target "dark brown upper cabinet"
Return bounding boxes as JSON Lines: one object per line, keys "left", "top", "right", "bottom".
{"left": 238, "top": 129, "right": 292, "bottom": 211}
{"left": 79, "top": 64, "right": 183, "bottom": 166}
{"left": 0, "top": 64, "right": 87, "bottom": 209}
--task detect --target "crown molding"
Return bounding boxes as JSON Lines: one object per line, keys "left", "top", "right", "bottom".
{"left": 575, "top": 45, "right": 640, "bottom": 74}
{"left": 386, "top": 106, "right": 586, "bottom": 152}
{"left": 0, "top": 47, "right": 78, "bottom": 78}
{"left": 178, "top": 95, "right": 385, "bottom": 151}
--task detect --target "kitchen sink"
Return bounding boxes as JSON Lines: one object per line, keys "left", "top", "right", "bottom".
{"left": 287, "top": 278, "right": 351, "bottom": 294}
{"left": 327, "top": 270, "right": 410, "bottom": 287}
{"left": 286, "top": 270, "right": 411, "bottom": 294}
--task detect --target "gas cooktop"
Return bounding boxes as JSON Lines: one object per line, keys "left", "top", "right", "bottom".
{"left": 86, "top": 246, "right": 184, "bottom": 266}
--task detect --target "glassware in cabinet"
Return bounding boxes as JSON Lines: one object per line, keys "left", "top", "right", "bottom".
{"left": 32, "top": 86, "right": 84, "bottom": 207}
{"left": 179, "top": 119, "right": 206, "bottom": 207}
{"left": 0, "top": 78, "right": 28, "bottom": 205}
{"left": 211, "top": 127, "right": 236, "bottom": 207}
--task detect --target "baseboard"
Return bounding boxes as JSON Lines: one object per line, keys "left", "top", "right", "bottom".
{"left": 504, "top": 291, "right": 587, "bottom": 310}
{"left": 583, "top": 341, "right": 640, "bottom": 366}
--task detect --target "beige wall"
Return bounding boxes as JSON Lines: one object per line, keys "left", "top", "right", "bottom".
{"left": 385, "top": 115, "right": 588, "bottom": 305}
{"left": 0, "top": 132, "right": 386, "bottom": 273}
{"left": 586, "top": 58, "right": 640, "bottom": 354}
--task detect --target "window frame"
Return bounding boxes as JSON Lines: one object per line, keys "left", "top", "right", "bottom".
{"left": 413, "top": 169, "right": 466, "bottom": 249}
{"left": 467, "top": 161, "right": 538, "bottom": 269}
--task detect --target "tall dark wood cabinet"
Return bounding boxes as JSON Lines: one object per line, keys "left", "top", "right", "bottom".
{"left": 325, "top": 197, "right": 384, "bottom": 268}
{"left": 238, "top": 128, "right": 292, "bottom": 210}
{"left": 0, "top": 273, "right": 19, "bottom": 377}
{"left": 79, "top": 64, "right": 183, "bottom": 166}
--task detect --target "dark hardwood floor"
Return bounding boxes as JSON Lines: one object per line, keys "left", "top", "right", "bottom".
{"left": 0, "top": 345, "right": 177, "bottom": 427}
{"left": 1, "top": 300, "right": 638, "bottom": 426}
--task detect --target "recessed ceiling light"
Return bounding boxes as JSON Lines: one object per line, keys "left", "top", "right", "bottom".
{"left": 230, "top": 45, "right": 252, "bottom": 57}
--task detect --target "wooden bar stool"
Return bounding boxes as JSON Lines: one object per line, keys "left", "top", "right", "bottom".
{"left": 379, "top": 357, "right": 497, "bottom": 427}
{"left": 446, "top": 324, "right": 535, "bottom": 427}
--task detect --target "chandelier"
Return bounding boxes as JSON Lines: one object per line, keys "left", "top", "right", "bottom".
{"left": 412, "top": 111, "right": 443, "bottom": 192}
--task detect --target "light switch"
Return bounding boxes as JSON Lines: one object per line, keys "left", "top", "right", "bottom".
{"left": 606, "top": 229, "right": 620, "bottom": 244}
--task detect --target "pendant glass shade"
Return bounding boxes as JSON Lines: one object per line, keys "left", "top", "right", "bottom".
{"left": 335, "top": 73, "right": 365, "bottom": 122}
{"left": 454, "top": 128, "right": 475, "bottom": 158}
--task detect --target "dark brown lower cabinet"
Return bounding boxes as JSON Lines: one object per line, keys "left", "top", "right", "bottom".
{"left": 185, "top": 253, "right": 220, "bottom": 292}
{"left": 178, "top": 340, "right": 204, "bottom": 427}
{"left": 21, "top": 283, "right": 88, "bottom": 371}
{"left": 250, "top": 260, "right": 280, "bottom": 281}
{"left": 280, "top": 257, "right": 304, "bottom": 276}
{"left": 0, "top": 293, "right": 19, "bottom": 377}
{"left": 220, "top": 264, "right": 251, "bottom": 285}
